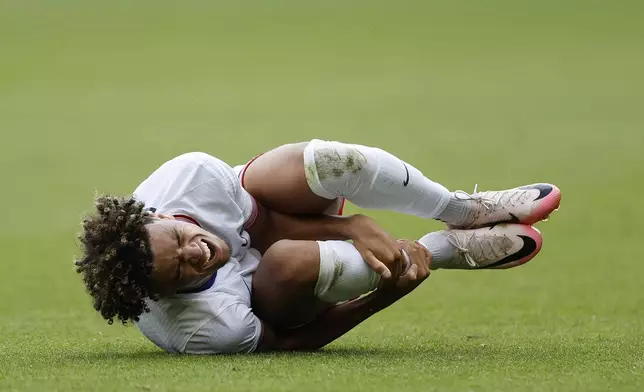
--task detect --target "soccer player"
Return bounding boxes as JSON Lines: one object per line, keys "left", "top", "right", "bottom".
{"left": 75, "top": 139, "right": 561, "bottom": 354}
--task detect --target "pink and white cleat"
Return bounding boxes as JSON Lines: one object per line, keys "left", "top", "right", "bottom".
{"left": 432, "top": 224, "right": 543, "bottom": 270}
{"left": 450, "top": 183, "right": 561, "bottom": 229}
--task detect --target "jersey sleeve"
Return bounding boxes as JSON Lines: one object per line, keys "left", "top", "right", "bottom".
{"left": 184, "top": 152, "right": 255, "bottom": 223}
{"left": 199, "top": 153, "right": 254, "bottom": 216}
{"left": 138, "top": 152, "right": 256, "bottom": 230}
{"left": 183, "top": 302, "right": 263, "bottom": 354}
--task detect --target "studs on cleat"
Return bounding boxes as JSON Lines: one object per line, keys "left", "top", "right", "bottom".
{"left": 541, "top": 205, "right": 560, "bottom": 222}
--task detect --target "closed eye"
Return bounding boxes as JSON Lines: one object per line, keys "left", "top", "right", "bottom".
{"left": 173, "top": 227, "right": 182, "bottom": 247}
{"left": 173, "top": 228, "right": 182, "bottom": 282}
{"left": 175, "top": 258, "right": 182, "bottom": 282}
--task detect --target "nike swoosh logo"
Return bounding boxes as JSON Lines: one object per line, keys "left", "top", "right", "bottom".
{"left": 481, "top": 235, "right": 537, "bottom": 269}
{"left": 519, "top": 184, "right": 552, "bottom": 201}
{"left": 403, "top": 163, "right": 410, "bottom": 186}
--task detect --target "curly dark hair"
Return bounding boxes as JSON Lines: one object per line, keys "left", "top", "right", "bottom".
{"left": 75, "top": 195, "right": 158, "bottom": 325}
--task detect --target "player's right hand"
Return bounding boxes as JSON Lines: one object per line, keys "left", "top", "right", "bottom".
{"left": 344, "top": 214, "right": 404, "bottom": 280}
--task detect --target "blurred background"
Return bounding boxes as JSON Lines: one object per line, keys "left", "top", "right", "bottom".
{"left": 1, "top": 0, "right": 642, "bottom": 390}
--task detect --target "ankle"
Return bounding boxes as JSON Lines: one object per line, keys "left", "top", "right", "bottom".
{"left": 435, "top": 193, "right": 474, "bottom": 227}
{"left": 417, "top": 231, "right": 453, "bottom": 268}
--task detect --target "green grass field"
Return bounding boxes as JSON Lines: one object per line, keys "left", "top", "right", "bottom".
{"left": 1, "top": 1, "right": 643, "bottom": 390}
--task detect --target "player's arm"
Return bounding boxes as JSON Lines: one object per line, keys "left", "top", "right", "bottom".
{"left": 249, "top": 210, "right": 403, "bottom": 280}
{"left": 256, "top": 290, "right": 398, "bottom": 352}
{"left": 255, "top": 245, "right": 429, "bottom": 352}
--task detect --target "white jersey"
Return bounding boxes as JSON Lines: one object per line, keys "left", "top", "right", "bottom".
{"left": 133, "top": 152, "right": 263, "bottom": 354}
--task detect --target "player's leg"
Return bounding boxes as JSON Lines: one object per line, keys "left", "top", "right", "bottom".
{"left": 242, "top": 140, "right": 561, "bottom": 228}
{"left": 241, "top": 142, "right": 338, "bottom": 215}
{"left": 242, "top": 141, "right": 449, "bottom": 218}
{"left": 252, "top": 223, "right": 542, "bottom": 328}
{"left": 252, "top": 239, "right": 383, "bottom": 329}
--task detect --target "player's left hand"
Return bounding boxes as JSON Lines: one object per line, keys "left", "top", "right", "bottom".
{"left": 344, "top": 214, "right": 403, "bottom": 280}
{"left": 377, "top": 239, "right": 432, "bottom": 298}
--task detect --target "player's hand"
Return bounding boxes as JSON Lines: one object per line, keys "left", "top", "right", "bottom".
{"left": 378, "top": 240, "right": 432, "bottom": 297}
{"left": 344, "top": 214, "right": 403, "bottom": 280}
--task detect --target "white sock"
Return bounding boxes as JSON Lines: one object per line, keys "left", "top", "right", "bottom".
{"left": 434, "top": 194, "right": 476, "bottom": 227}
{"left": 314, "top": 234, "right": 456, "bottom": 303}
{"left": 417, "top": 231, "right": 453, "bottom": 269}
{"left": 304, "top": 139, "right": 451, "bottom": 219}
{"left": 314, "top": 240, "right": 380, "bottom": 303}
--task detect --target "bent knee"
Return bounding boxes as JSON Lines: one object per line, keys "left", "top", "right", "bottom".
{"left": 257, "top": 240, "right": 320, "bottom": 287}
{"left": 307, "top": 140, "right": 368, "bottom": 179}
{"left": 252, "top": 240, "right": 323, "bottom": 326}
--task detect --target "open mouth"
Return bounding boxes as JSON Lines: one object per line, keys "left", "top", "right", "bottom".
{"left": 198, "top": 239, "right": 218, "bottom": 268}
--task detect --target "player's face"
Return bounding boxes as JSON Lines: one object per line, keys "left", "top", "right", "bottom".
{"left": 146, "top": 216, "right": 231, "bottom": 296}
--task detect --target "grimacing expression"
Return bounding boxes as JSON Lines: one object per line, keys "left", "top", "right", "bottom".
{"left": 146, "top": 215, "right": 231, "bottom": 296}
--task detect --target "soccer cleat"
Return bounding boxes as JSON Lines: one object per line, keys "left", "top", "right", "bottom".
{"left": 449, "top": 183, "right": 561, "bottom": 229}
{"left": 432, "top": 224, "right": 543, "bottom": 270}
